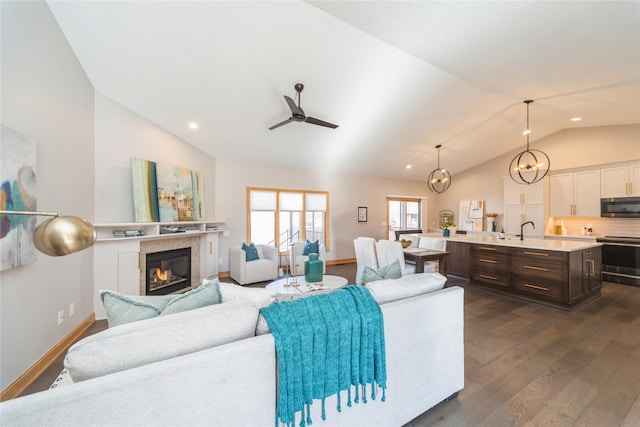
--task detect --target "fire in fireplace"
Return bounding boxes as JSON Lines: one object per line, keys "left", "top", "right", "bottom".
{"left": 146, "top": 247, "right": 192, "bottom": 295}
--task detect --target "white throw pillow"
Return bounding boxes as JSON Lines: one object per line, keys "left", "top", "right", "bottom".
{"left": 365, "top": 272, "right": 447, "bottom": 304}
{"left": 213, "top": 280, "right": 277, "bottom": 308}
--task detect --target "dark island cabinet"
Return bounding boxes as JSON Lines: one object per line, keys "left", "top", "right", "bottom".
{"left": 445, "top": 240, "right": 470, "bottom": 278}
{"left": 468, "top": 244, "right": 602, "bottom": 310}
{"left": 471, "top": 245, "right": 510, "bottom": 289}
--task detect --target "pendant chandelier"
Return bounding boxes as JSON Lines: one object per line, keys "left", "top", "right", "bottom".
{"left": 509, "top": 100, "right": 550, "bottom": 185}
{"left": 428, "top": 144, "right": 451, "bottom": 193}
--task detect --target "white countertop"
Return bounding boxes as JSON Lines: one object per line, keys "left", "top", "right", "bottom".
{"left": 445, "top": 234, "right": 602, "bottom": 252}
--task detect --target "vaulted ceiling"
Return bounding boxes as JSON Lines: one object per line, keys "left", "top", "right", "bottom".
{"left": 47, "top": 1, "right": 640, "bottom": 181}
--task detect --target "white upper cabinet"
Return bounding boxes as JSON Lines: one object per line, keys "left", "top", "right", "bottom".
{"left": 550, "top": 170, "right": 601, "bottom": 217}
{"left": 601, "top": 163, "right": 640, "bottom": 197}
{"left": 503, "top": 176, "right": 544, "bottom": 237}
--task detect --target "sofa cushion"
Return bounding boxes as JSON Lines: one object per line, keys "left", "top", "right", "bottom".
{"left": 365, "top": 272, "right": 447, "bottom": 304}
{"left": 100, "top": 279, "right": 222, "bottom": 327}
{"left": 242, "top": 242, "right": 259, "bottom": 261}
{"left": 302, "top": 239, "right": 319, "bottom": 255}
{"left": 65, "top": 300, "right": 259, "bottom": 382}
{"left": 361, "top": 260, "right": 402, "bottom": 285}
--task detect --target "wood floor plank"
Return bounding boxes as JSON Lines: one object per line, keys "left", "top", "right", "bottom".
{"left": 480, "top": 349, "right": 596, "bottom": 426}
{"left": 621, "top": 394, "right": 640, "bottom": 427}
{"left": 578, "top": 353, "right": 640, "bottom": 425}
{"left": 541, "top": 377, "right": 599, "bottom": 423}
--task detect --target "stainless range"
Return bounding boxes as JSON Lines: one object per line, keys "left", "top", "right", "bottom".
{"left": 596, "top": 236, "right": 640, "bottom": 286}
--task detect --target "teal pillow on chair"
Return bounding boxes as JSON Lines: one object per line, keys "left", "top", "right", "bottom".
{"left": 100, "top": 279, "right": 222, "bottom": 327}
{"left": 242, "top": 242, "right": 260, "bottom": 261}
{"left": 302, "top": 240, "right": 319, "bottom": 255}
{"left": 361, "top": 260, "right": 402, "bottom": 285}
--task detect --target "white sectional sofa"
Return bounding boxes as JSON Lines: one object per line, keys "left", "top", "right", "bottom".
{"left": 0, "top": 275, "right": 464, "bottom": 427}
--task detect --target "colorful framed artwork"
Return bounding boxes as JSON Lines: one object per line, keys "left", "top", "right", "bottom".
{"left": 131, "top": 157, "right": 205, "bottom": 223}
{"left": 1, "top": 125, "right": 38, "bottom": 270}
{"left": 131, "top": 158, "right": 159, "bottom": 222}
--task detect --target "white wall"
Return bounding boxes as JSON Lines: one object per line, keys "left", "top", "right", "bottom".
{"left": 94, "top": 93, "right": 216, "bottom": 223}
{"left": 431, "top": 124, "right": 640, "bottom": 234}
{"left": 215, "top": 158, "right": 428, "bottom": 270}
{"left": 1, "top": 1, "right": 95, "bottom": 390}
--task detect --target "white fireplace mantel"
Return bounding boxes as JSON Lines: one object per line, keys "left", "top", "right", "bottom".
{"left": 92, "top": 221, "right": 224, "bottom": 320}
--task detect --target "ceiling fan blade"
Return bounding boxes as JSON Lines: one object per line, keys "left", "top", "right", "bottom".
{"left": 268, "top": 118, "right": 294, "bottom": 130}
{"left": 284, "top": 95, "right": 303, "bottom": 116}
{"left": 305, "top": 116, "right": 339, "bottom": 129}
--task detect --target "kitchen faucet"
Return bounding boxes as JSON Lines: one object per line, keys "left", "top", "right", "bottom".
{"left": 520, "top": 221, "right": 535, "bottom": 240}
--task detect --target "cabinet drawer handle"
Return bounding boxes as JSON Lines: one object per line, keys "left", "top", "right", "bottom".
{"left": 524, "top": 265, "right": 550, "bottom": 272}
{"left": 480, "top": 274, "right": 498, "bottom": 281}
{"left": 478, "top": 246, "right": 498, "bottom": 251}
{"left": 523, "top": 251, "right": 549, "bottom": 257}
{"left": 524, "top": 284, "right": 549, "bottom": 292}
{"left": 479, "top": 258, "right": 498, "bottom": 264}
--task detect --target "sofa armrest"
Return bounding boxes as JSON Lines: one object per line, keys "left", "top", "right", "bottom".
{"left": 229, "top": 246, "right": 246, "bottom": 283}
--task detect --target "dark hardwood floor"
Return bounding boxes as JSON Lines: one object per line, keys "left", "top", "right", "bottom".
{"left": 19, "top": 264, "right": 640, "bottom": 426}
{"left": 407, "top": 277, "right": 640, "bottom": 427}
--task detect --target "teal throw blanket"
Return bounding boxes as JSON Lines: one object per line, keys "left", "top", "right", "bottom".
{"left": 260, "top": 285, "right": 386, "bottom": 427}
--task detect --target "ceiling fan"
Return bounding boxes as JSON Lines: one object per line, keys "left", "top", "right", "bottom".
{"left": 269, "top": 83, "right": 339, "bottom": 130}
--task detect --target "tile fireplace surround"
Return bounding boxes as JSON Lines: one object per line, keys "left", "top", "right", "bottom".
{"left": 139, "top": 237, "right": 200, "bottom": 295}
{"left": 92, "top": 221, "right": 223, "bottom": 320}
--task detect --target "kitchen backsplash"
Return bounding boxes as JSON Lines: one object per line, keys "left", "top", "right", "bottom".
{"left": 546, "top": 217, "right": 640, "bottom": 238}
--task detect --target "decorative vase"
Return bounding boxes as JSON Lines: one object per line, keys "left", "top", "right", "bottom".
{"left": 304, "top": 253, "right": 323, "bottom": 283}
{"left": 442, "top": 228, "right": 450, "bottom": 237}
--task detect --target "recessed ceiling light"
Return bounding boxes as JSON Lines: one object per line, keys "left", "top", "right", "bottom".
{"left": 405, "top": 165, "right": 412, "bottom": 169}
{"left": 570, "top": 117, "right": 582, "bottom": 122}
{"left": 189, "top": 122, "right": 199, "bottom": 130}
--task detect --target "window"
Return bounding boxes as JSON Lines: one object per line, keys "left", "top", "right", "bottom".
{"left": 387, "top": 198, "right": 421, "bottom": 240}
{"left": 248, "top": 188, "right": 329, "bottom": 252}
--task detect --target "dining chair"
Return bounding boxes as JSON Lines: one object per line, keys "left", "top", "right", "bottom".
{"left": 353, "top": 237, "right": 378, "bottom": 285}
{"left": 375, "top": 240, "right": 416, "bottom": 276}
{"left": 417, "top": 237, "right": 447, "bottom": 273}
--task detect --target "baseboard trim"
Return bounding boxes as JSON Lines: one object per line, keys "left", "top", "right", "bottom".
{"left": 0, "top": 312, "right": 95, "bottom": 402}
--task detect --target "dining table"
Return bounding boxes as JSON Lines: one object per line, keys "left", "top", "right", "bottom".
{"left": 403, "top": 247, "right": 449, "bottom": 275}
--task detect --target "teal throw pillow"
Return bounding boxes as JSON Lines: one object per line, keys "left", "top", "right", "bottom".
{"left": 242, "top": 242, "right": 260, "bottom": 261}
{"left": 361, "top": 260, "right": 402, "bottom": 285}
{"left": 303, "top": 240, "right": 319, "bottom": 256}
{"left": 100, "top": 280, "right": 222, "bottom": 327}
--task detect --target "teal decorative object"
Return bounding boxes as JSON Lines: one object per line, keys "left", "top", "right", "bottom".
{"left": 304, "top": 253, "right": 323, "bottom": 283}
{"left": 442, "top": 228, "right": 450, "bottom": 237}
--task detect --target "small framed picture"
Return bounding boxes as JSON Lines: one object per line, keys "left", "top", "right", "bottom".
{"left": 357, "top": 206, "right": 368, "bottom": 223}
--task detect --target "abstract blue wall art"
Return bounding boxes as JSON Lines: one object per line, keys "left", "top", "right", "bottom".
{"left": 1, "top": 125, "right": 38, "bottom": 270}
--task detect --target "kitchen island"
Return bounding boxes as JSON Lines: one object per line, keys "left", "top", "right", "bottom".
{"left": 443, "top": 234, "right": 602, "bottom": 310}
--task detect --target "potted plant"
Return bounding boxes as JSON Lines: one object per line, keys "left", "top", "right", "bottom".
{"left": 441, "top": 222, "right": 457, "bottom": 237}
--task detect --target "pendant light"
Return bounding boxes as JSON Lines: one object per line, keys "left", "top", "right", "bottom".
{"left": 428, "top": 144, "right": 451, "bottom": 193}
{"left": 509, "top": 100, "right": 550, "bottom": 185}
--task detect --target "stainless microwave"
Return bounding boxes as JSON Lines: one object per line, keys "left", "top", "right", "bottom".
{"left": 600, "top": 197, "right": 640, "bottom": 218}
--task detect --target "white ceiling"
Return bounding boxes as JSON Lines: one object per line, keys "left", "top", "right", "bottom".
{"left": 47, "top": 1, "right": 640, "bottom": 181}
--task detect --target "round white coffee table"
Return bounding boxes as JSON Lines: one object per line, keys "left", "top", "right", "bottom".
{"left": 266, "top": 275, "right": 349, "bottom": 299}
